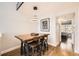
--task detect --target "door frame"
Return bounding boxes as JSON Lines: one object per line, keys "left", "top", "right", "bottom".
{"left": 55, "top": 12, "right": 75, "bottom": 52}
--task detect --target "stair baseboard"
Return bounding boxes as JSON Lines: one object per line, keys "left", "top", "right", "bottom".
{"left": 1, "top": 45, "right": 20, "bottom": 55}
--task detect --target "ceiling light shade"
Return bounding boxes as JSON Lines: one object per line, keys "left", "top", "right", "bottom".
{"left": 32, "top": 6, "right": 38, "bottom": 21}
{"left": 32, "top": 14, "right": 38, "bottom": 21}
{"left": 33, "top": 6, "right": 38, "bottom": 10}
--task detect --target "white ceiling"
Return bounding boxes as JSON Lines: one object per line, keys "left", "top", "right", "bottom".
{"left": 22, "top": 2, "right": 79, "bottom": 12}
{"left": 19, "top": 2, "right": 79, "bottom": 19}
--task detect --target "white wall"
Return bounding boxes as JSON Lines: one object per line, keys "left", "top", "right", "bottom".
{"left": 74, "top": 8, "right": 79, "bottom": 53}
{"left": 0, "top": 2, "right": 38, "bottom": 52}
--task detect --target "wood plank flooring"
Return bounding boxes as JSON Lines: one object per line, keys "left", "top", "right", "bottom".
{"left": 1, "top": 45, "right": 79, "bottom": 56}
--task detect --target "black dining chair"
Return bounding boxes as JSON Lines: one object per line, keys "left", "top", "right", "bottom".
{"left": 40, "top": 35, "right": 48, "bottom": 55}
{"left": 24, "top": 37, "right": 42, "bottom": 56}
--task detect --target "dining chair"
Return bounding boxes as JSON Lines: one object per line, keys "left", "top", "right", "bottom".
{"left": 44, "top": 35, "right": 48, "bottom": 50}
{"left": 40, "top": 35, "right": 48, "bottom": 55}
{"left": 24, "top": 37, "right": 41, "bottom": 56}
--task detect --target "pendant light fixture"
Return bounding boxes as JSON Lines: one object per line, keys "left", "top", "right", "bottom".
{"left": 32, "top": 6, "right": 38, "bottom": 21}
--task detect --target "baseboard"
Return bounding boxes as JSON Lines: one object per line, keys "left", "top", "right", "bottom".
{"left": 74, "top": 49, "right": 79, "bottom": 54}
{"left": 1, "top": 45, "right": 20, "bottom": 55}
{"left": 48, "top": 41, "right": 61, "bottom": 47}
{"left": 48, "top": 42, "right": 58, "bottom": 47}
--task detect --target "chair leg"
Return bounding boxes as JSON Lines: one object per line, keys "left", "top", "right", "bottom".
{"left": 45, "top": 42, "right": 48, "bottom": 50}
{"left": 37, "top": 46, "right": 41, "bottom": 56}
{"left": 47, "top": 43, "right": 48, "bottom": 50}
{"left": 24, "top": 43, "right": 29, "bottom": 56}
{"left": 43, "top": 43, "right": 45, "bottom": 55}
{"left": 31, "top": 47, "right": 36, "bottom": 56}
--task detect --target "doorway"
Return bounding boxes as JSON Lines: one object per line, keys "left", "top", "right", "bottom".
{"left": 56, "top": 13, "right": 75, "bottom": 52}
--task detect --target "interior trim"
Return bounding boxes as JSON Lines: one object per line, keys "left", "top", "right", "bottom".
{"left": 0, "top": 45, "right": 20, "bottom": 55}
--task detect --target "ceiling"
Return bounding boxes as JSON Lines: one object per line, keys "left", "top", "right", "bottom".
{"left": 18, "top": 2, "right": 79, "bottom": 19}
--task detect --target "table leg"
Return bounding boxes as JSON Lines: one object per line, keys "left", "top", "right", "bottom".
{"left": 21, "top": 41, "right": 24, "bottom": 55}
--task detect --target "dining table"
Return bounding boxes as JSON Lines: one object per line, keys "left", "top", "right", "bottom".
{"left": 15, "top": 33, "right": 49, "bottom": 55}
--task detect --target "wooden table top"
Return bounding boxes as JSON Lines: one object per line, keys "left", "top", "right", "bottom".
{"left": 15, "top": 34, "right": 49, "bottom": 42}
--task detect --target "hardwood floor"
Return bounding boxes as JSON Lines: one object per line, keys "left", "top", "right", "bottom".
{"left": 49, "top": 46, "right": 79, "bottom": 56}
{"left": 1, "top": 45, "right": 79, "bottom": 56}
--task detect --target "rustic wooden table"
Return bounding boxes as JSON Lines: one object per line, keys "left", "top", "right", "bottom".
{"left": 15, "top": 33, "right": 49, "bottom": 56}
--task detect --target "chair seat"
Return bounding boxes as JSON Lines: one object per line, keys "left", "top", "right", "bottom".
{"left": 28, "top": 41, "right": 38, "bottom": 48}
{"left": 27, "top": 40, "right": 41, "bottom": 56}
